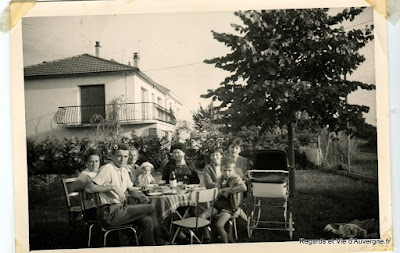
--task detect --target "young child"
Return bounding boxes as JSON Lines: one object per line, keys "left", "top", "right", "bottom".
{"left": 136, "top": 162, "right": 156, "bottom": 187}
{"left": 214, "top": 157, "right": 247, "bottom": 243}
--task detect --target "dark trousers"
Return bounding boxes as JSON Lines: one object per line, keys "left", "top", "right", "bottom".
{"left": 98, "top": 203, "right": 161, "bottom": 246}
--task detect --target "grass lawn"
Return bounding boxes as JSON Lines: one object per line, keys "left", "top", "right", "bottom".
{"left": 28, "top": 169, "right": 379, "bottom": 250}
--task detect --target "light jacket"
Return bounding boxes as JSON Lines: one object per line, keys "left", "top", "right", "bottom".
{"left": 203, "top": 163, "right": 220, "bottom": 189}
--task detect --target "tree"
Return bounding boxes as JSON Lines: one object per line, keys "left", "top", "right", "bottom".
{"left": 202, "top": 8, "right": 374, "bottom": 166}
{"left": 93, "top": 96, "right": 125, "bottom": 153}
{"left": 192, "top": 103, "right": 221, "bottom": 135}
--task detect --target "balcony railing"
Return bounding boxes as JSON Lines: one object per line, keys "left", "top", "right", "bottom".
{"left": 54, "top": 102, "right": 177, "bottom": 126}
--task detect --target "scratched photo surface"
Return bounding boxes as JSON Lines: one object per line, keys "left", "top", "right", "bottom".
{"left": 19, "top": 5, "right": 387, "bottom": 252}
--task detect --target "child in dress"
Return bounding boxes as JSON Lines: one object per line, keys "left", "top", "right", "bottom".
{"left": 136, "top": 162, "right": 156, "bottom": 187}
{"left": 214, "top": 157, "right": 247, "bottom": 243}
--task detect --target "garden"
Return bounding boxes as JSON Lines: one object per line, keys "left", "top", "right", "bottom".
{"left": 27, "top": 7, "right": 379, "bottom": 250}
{"left": 27, "top": 132, "right": 379, "bottom": 250}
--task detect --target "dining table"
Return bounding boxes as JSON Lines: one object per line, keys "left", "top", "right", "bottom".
{"left": 127, "top": 185, "right": 208, "bottom": 222}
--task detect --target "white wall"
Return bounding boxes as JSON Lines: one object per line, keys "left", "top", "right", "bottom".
{"left": 132, "top": 74, "right": 166, "bottom": 105}
{"left": 25, "top": 72, "right": 180, "bottom": 138}
{"left": 25, "top": 74, "right": 126, "bottom": 137}
{"left": 130, "top": 74, "right": 182, "bottom": 120}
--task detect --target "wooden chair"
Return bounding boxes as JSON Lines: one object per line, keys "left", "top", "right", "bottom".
{"left": 170, "top": 188, "right": 218, "bottom": 244}
{"left": 93, "top": 193, "right": 139, "bottom": 247}
{"left": 61, "top": 178, "right": 83, "bottom": 230}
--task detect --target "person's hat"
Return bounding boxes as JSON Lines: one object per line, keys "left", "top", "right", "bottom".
{"left": 139, "top": 162, "right": 154, "bottom": 171}
{"left": 170, "top": 143, "right": 186, "bottom": 153}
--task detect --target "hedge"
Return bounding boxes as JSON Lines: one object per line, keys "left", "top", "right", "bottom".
{"left": 27, "top": 134, "right": 311, "bottom": 175}
{"left": 26, "top": 135, "right": 170, "bottom": 175}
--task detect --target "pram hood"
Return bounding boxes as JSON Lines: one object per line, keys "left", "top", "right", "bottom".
{"left": 252, "top": 150, "right": 289, "bottom": 171}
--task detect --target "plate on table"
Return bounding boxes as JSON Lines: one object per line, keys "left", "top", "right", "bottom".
{"left": 147, "top": 192, "right": 163, "bottom": 196}
{"left": 176, "top": 190, "right": 188, "bottom": 194}
{"left": 162, "top": 190, "right": 173, "bottom": 194}
{"left": 187, "top": 184, "right": 201, "bottom": 188}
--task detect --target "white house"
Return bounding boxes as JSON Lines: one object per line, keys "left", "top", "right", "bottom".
{"left": 24, "top": 43, "right": 183, "bottom": 140}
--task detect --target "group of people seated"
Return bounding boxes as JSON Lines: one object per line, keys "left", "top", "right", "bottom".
{"left": 72, "top": 138, "right": 249, "bottom": 245}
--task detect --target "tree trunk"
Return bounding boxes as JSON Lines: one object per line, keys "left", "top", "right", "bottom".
{"left": 287, "top": 122, "right": 295, "bottom": 167}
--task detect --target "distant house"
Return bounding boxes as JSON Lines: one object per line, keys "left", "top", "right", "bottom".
{"left": 24, "top": 45, "right": 182, "bottom": 140}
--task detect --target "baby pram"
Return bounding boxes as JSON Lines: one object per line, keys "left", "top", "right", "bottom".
{"left": 246, "top": 150, "right": 295, "bottom": 240}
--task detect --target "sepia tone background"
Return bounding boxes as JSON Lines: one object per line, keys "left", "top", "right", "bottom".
{"left": 7, "top": 0, "right": 396, "bottom": 253}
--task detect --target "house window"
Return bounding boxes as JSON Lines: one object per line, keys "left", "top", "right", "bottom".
{"left": 152, "top": 93, "right": 155, "bottom": 103}
{"left": 158, "top": 97, "right": 162, "bottom": 107}
{"left": 141, "top": 88, "right": 148, "bottom": 119}
{"left": 141, "top": 88, "right": 148, "bottom": 102}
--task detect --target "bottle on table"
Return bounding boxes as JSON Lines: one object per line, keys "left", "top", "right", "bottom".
{"left": 169, "top": 170, "right": 177, "bottom": 189}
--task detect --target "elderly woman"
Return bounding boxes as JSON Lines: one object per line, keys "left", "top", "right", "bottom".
{"left": 228, "top": 138, "right": 249, "bottom": 179}
{"left": 162, "top": 143, "right": 200, "bottom": 185}
{"left": 203, "top": 147, "right": 223, "bottom": 189}
{"left": 127, "top": 147, "right": 140, "bottom": 185}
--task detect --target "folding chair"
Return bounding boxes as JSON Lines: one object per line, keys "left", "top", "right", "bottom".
{"left": 78, "top": 191, "right": 98, "bottom": 247}
{"left": 229, "top": 192, "right": 247, "bottom": 242}
{"left": 170, "top": 188, "right": 218, "bottom": 244}
{"left": 61, "top": 178, "right": 83, "bottom": 230}
{"left": 93, "top": 193, "right": 139, "bottom": 247}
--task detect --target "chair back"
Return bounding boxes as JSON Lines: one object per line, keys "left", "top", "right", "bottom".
{"left": 189, "top": 188, "right": 218, "bottom": 228}
{"left": 230, "top": 191, "right": 243, "bottom": 210}
{"left": 192, "top": 188, "right": 217, "bottom": 203}
{"left": 61, "top": 177, "right": 81, "bottom": 211}
{"left": 92, "top": 192, "right": 102, "bottom": 208}
{"left": 78, "top": 191, "right": 97, "bottom": 223}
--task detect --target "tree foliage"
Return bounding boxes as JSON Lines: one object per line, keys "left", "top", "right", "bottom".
{"left": 192, "top": 103, "right": 222, "bottom": 135}
{"left": 202, "top": 8, "right": 374, "bottom": 165}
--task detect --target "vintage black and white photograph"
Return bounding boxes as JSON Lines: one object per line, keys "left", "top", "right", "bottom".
{"left": 21, "top": 5, "right": 386, "bottom": 251}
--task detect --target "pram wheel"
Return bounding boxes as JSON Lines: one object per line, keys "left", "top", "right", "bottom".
{"left": 246, "top": 150, "right": 295, "bottom": 241}
{"left": 247, "top": 211, "right": 254, "bottom": 238}
{"left": 289, "top": 212, "right": 294, "bottom": 240}
{"left": 255, "top": 200, "right": 261, "bottom": 227}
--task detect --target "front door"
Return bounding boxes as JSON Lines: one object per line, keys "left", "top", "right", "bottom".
{"left": 80, "top": 85, "right": 105, "bottom": 123}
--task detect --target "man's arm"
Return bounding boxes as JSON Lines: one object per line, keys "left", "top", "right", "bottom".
{"left": 86, "top": 181, "right": 114, "bottom": 193}
{"left": 71, "top": 180, "right": 88, "bottom": 192}
{"left": 86, "top": 182, "right": 127, "bottom": 203}
{"left": 71, "top": 173, "right": 90, "bottom": 192}
{"left": 127, "top": 186, "right": 150, "bottom": 203}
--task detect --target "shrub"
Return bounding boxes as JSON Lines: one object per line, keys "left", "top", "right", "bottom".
{"left": 27, "top": 136, "right": 95, "bottom": 175}
{"left": 293, "top": 149, "right": 319, "bottom": 170}
{"left": 123, "top": 134, "right": 170, "bottom": 171}
{"left": 27, "top": 135, "right": 171, "bottom": 175}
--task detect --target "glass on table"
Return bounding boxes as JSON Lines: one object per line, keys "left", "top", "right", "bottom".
{"left": 177, "top": 182, "right": 187, "bottom": 190}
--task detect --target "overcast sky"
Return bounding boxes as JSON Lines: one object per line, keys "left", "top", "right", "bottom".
{"left": 22, "top": 7, "right": 376, "bottom": 125}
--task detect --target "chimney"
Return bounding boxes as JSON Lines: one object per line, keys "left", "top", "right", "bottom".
{"left": 95, "top": 41, "right": 101, "bottom": 57}
{"left": 133, "top": 52, "right": 139, "bottom": 68}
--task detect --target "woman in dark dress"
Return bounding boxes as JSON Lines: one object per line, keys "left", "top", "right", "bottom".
{"left": 162, "top": 143, "right": 200, "bottom": 184}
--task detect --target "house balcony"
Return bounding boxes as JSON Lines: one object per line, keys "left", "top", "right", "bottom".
{"left": 54, "top": 102, "right": 177, "bottom": 126}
